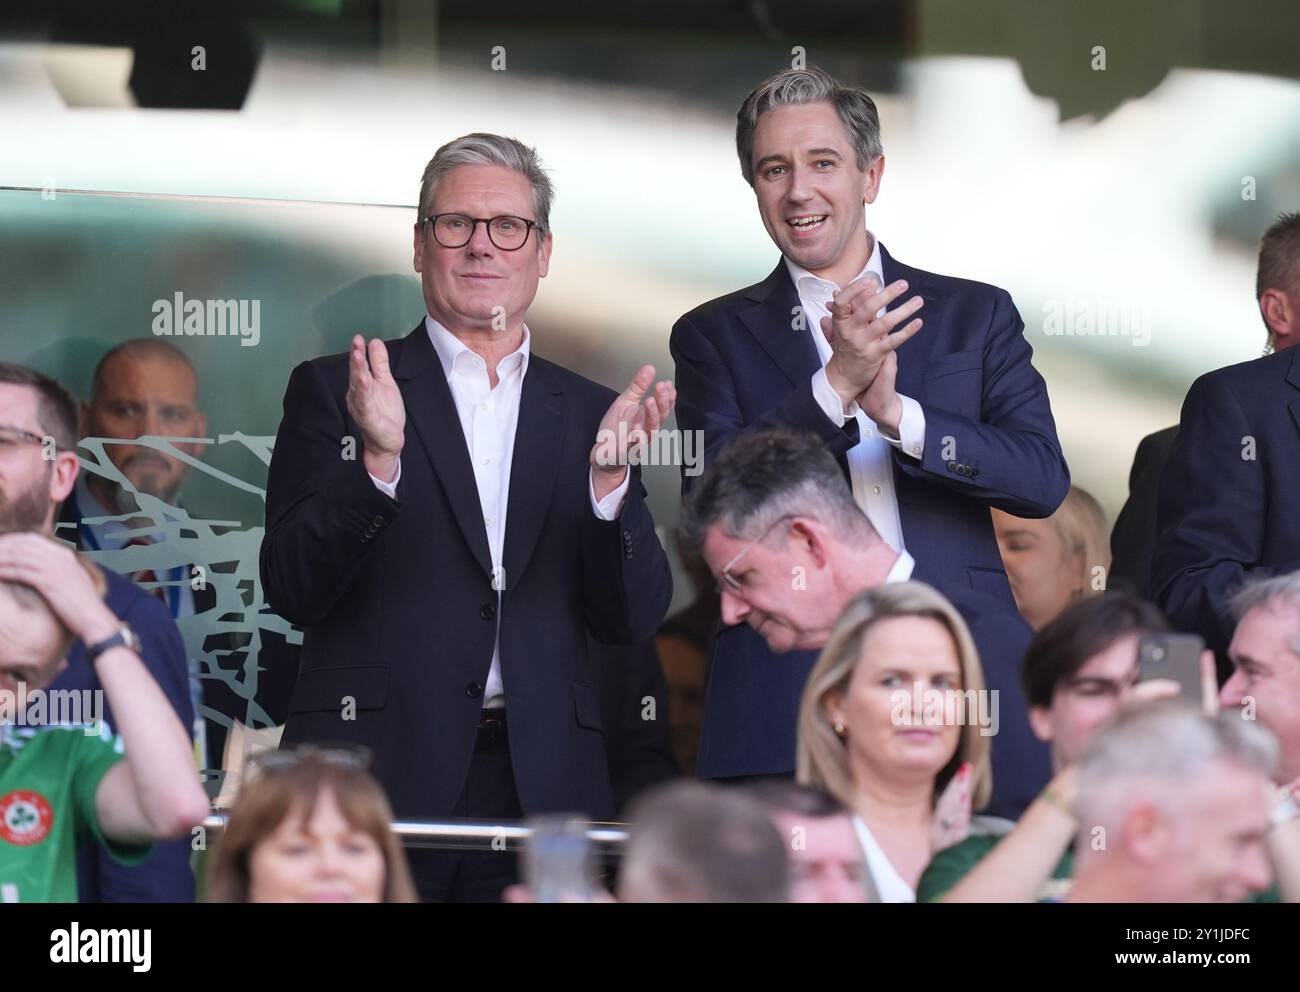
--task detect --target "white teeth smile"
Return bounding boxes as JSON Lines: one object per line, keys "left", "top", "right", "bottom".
{"left": 788, "top": 215, "right": 826, "bottom": 230}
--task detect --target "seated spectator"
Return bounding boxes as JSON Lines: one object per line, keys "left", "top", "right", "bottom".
{"left": 749, "top": 779, "right": 872, "bottom": 902}
{"left": 0, "top": 533, "right": 209, "bottom": 903}
{"left": 205, "top": 747, "right": 416, "bottom": 903}
{"left": 617, "top": 780, "right": 788, "bottom": 902}
{"left": 1068, "top": 701, "right": 1276, "bottom": 903}
{"left": 1222, "top": 572, "right": 1300, "bottom": 797}
{"left": 1223, "top": 572, "right": 1300, "bottom": 900}
{"left": 992, "top": 485, "right": 1111, "bottom": 632}
{"left": 918, "top": 593, "right": 1177, "bottom": 902}
{"left": 796, "top": 582, "right": 992, "bottom": 902}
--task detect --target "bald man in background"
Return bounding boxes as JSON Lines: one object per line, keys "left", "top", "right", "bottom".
{"left": 59, "top": 339, "right": 296, "bottom": 785}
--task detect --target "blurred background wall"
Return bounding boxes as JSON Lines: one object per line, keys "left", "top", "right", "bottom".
{"left": 1, "top": 0, "right": 1298, "bottom": 615}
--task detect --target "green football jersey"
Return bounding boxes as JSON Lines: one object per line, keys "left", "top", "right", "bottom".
{"left": 0, "top": 723, "right": 150, "bottom": 903}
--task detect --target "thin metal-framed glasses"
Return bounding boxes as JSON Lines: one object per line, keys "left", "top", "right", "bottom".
{"left": 715, "top": 515, "right": 796, "bottom": 597}
{"left": 423, "top": 213, "right": 540, "bottom": 251}
{"left": 0, "top": 426, "right": 49, "bottom": 453}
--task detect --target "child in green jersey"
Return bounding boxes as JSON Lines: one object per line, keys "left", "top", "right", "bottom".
{"left": 0, "top": 533, "right": 210, "bottom": 903}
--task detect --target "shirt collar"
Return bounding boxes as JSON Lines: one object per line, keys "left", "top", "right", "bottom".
{"left": 785, "top": 231, "right": 884, "bottom": 302}
{"left": 424, "top": 314, "right": 531, "bottom": 380}
{"left": 883, "top": 548, "right": 915, "bottom": 584}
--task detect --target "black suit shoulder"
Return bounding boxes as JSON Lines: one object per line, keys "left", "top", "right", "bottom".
{"left": 677, "top": 279, "right": 772, "bottom": 327}
{"left": 526, "top": 353, "right": 618, "bottom": 407}
{"left": 1185, "top": 348, "right": 1294, "bottom": 408}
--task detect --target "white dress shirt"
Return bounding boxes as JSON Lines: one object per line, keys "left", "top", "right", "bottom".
{"left": 852, "top": 814, "right": 917, "bottom": 903}
{"left": 369, "top": 315, "right": 630, "bottom": 709}
{"left": 787, "top": 233, "right": 926, "bottom": 553}
{"left": 883, "top": 548, "right": 915, "bottom": 585}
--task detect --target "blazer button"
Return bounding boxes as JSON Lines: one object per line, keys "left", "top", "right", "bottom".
{"left": 946, "top": 461, "right": 958, "bottom": 473}
{"left": 371, "top": 515, "right": 385, "bottom": 527}
{"left": 480, "top": 603, "right": 495, "bottom": 620}
{"left": 971, "top": 467, "right": 980, "bottom": 477}
{"left": 465, "top": 681, "right": 483, "bottom": 698}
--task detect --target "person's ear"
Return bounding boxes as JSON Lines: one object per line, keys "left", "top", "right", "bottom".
{"left": 1120, "top": 803, "right": 1168, "bottom": 866}
{"left": 823, "top": 689, "right": 848, "bottom": 736}
{"left": 537, "top": 230, "right": 553, "bottom": 279}
{"left": 49, "top": 450, "right": 78, "bottom": 505}
{"left": 1027, "top": 704, "right": 1054, "bottom": 744}
{"left": 863, "top": 154, "right": 885, "bottom": 205}
{"left": 790, "top": 519, "right": 830, "bottom": 568}
{"left": 412, "top": 221, "right": 426, "bottom": 273}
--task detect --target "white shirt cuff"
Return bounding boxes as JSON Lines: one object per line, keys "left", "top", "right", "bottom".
{"left": 368, "top": 457, "right": 401, "bottom": 498}
{"left": 883, "top": 395, "right": 925, "bottom": 459}
{"left": 589, "top": 468, "right": 631, "bottom": 520}
{"left": 811, "top": 367, "right": 860, "bottom": 426}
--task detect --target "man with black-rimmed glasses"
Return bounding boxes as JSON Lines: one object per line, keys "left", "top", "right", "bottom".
{"left": 261, "top": 133, "right": 675, "bottom": 902}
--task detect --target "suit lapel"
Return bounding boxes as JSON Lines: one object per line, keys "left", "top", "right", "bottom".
{"left": 502, "top": 358, "right": 566, "bottom": 586}
{"left": 739, "top": 261, "right": 823, "bottom": 389}
{"left": 392, "top": 323, "right": 494, "bottom": 578}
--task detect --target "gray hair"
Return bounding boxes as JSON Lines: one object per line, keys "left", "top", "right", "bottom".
{"left": 1076, "top": 701, "right": 1278, "bottom": 834}
{"left": 1229, "top": 570, "right": 1300, "bottom": 655}
{"left": 417, "top": 132, "right": 554, "bottom": 236}
{"left": 677, "top": 428, "right": 876, "bottom": 562}
{"left": 735, "top": 66, "right": 883, "bottom": 187}
{"left": 618, "top": 780, "right": 789, "bottom": 903}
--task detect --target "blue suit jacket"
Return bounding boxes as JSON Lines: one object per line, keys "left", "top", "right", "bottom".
{"left": 46, "top": 561, "right": 197, "bottom": 903}
{"left": 1153, "top": 347, "right": 1300, "bottom": 657}
{"left": 670, "top": 246, "right": 1068, "bottom": 787}
{"left": 260, "top": 324, "right": 673, "bottom": 824}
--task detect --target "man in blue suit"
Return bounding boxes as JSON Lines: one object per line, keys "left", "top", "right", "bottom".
{"left": 0, "top": 362, "right": 197, "bottom": 902}
{"left": 1152, "top": 216, "right": 1300, "bottom": 659}
{"left": 670, "top": 66, "right": 1069, "bottom": 783}
{"left": 261, "top": 134, "right": 674, "bottom": 902}
{"left": 679, "top": 429, "right": 1050, "bottom": 818}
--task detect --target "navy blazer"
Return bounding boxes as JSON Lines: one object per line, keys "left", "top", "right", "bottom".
{"left": 46, "top": 559, "right": 197, "bottom": 903}
{"left": 1153, "top": 347, "right": 1300, "bottom": 657}
{"left": 670, "top": 246, "right": 1068, "bottom": 782}
{"left": 260, "top": 323, "right": 673, "bottom": 824}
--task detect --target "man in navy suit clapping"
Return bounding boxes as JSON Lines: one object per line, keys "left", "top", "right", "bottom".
{"left": 670, "top": 66, "right": 1069, "bottom": 786}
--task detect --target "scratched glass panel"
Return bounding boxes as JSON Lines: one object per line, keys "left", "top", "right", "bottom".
{"left": 60, "top": 434, "right": 291, "bottom": 785}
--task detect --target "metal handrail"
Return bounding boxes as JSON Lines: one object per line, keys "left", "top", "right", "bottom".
{"left": 201, "top": 813, "right": 629, "bottom": 852}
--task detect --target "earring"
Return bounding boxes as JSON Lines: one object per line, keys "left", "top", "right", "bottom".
{"left": 833, "top": 722, "right": 847, "bottom": 739}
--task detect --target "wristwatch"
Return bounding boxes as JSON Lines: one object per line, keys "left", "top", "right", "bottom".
{"left": 85, "top": 624, "right": 142, "bottom": 665}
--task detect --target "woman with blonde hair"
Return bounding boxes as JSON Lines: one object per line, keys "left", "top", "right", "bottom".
{"left": 206, "top": 747, "right": 417, "bottom": 903}
{"left": 992, "top": 486, "right": 1112, "bottom": 631}
{"left": 797, "top": 581, "right": 993, "bottom": 902}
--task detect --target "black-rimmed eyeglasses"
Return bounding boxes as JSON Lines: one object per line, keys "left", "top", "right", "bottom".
{"left": 423, "top": 213, "right": 540, "bottom": 251}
